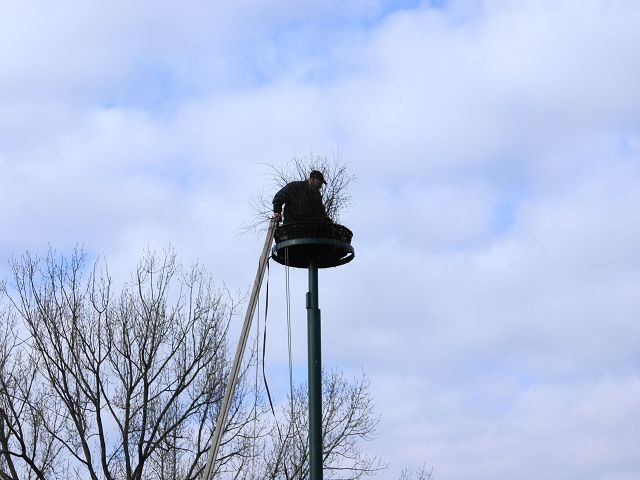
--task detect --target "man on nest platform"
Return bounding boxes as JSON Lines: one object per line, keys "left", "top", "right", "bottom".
{"left": 273, "top": 170, "right": 331, "bottom": 225}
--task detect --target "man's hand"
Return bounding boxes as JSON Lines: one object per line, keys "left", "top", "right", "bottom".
{"left": 273, "top": 212, "right": 281, "bottom": 223}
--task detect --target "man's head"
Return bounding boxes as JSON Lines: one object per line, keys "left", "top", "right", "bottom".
{"left": 309, "top": 170, "right": 327, "bottom": 190}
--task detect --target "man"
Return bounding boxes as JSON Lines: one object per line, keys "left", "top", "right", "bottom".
{"left": 273, "top": 170, "right": 330, "bottom": 224}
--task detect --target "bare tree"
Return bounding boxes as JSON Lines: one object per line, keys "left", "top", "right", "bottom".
{"left": 0, "top": 310, "right": 65, "bottom": 479}
{"left": 0, "top": 249, "right": 431, "bottom": 480}
{"left": 243, "top": 153, "right": 356, "bottom": 234}
{"left": 253, "top": 370, "right": 384, "bottom": 480}
{"left": 0, "top": 249, "right": 257, "bottom": 480}
{"left": 398, "top": 466, "right": 433, "bottom": 480}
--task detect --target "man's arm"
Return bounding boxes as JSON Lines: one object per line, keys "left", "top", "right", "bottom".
{"left": 272, "top": 183, "right": 290, "bottom": 215}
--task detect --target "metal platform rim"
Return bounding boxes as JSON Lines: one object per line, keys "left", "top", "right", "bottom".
{"left": 273, "top": 237, "right": 354, "bottom": 251}
{"left": 271, "top": 236, "right": 355, "bottom": 268}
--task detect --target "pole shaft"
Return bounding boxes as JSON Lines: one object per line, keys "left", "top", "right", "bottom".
{"left": 307, "top": 262, "right": 322, "bottom": 480}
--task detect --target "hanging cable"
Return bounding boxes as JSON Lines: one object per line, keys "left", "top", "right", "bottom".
{"left": 285, "top": 248, "right": 295, "bottom": 420}
{"left": 281, "top": 249, "right": 295, "bottom": 480}
{"left": 261, "top": 260, "right": 275, "bottom": 413}
{"left": 283, "top": 247, "right": 300, "bottom": 478}
{"left": 261, "top": 259, "right": 291, "bottom": 479}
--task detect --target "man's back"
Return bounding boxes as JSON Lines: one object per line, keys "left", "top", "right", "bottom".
{"left": 273, "top": 180, "right": 327, "bottom": 224}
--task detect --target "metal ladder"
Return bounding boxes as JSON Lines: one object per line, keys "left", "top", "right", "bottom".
{"left": 201, "top": 219, "right": 277, "bottom": 480}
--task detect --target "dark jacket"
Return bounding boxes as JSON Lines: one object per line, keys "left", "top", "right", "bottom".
{"left": 273, "top": 180, "right": 328, "bottom": 224}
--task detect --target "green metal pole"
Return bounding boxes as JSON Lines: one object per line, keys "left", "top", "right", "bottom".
{"left": 307, "top": 262, "right": 322, "bottom": 480}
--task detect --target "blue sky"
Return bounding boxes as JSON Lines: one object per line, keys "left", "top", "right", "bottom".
{"left": 1, "top": 1, "right": 639, "bottom": 478}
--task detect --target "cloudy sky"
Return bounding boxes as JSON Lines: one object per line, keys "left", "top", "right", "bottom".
{"left": 1, "top": 0, "right": 639, "bottom": 478}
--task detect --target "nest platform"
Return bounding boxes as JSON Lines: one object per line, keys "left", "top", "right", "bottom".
{"left": 271, "top": 222, "right": 355, "bottom": 269}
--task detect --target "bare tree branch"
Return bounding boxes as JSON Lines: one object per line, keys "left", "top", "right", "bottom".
{"left": 255, "top": 370, "right": 385, "bottom": 480}
{"left": 242, "top": 152, "right": 356, "bottom": 234}
{"left": 0, "top": 248, "right": 257, "bottom": 480}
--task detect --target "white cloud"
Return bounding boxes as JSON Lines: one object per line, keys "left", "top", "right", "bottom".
{"left": 1, "top": 1, "right": 639, "bottom": 478}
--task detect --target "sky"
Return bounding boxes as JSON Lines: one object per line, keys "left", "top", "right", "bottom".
{"left": 1, "top": 0, "right": 639, "bottom": 478}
